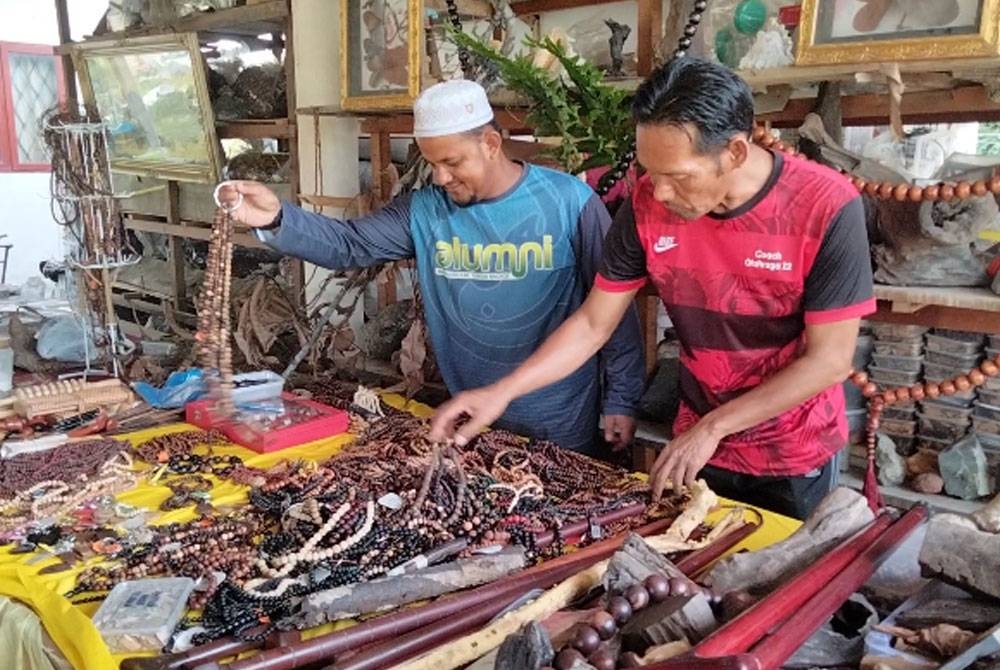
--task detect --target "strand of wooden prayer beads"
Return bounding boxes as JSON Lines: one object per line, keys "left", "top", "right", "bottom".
{"left": 197, "top": 206, "right": 235, "bottom": 415}
{"left": 751, "top": 125, "right": 1000, "bottom": 203}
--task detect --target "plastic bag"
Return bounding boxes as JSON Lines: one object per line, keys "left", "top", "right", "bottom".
{"left": 35, "top": 316, "right": 99, "bottom": 363}
{"left": 133, "top": 369, "right": 206, "bottom": 409}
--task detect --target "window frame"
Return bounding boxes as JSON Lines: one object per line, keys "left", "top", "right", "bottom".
{"left": 0, "top": 41, "right": 65, "bottom": 173}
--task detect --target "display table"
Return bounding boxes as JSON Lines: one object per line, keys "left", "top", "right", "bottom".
{"left": 0, "top": 396, "right": 799, "bottom": 669}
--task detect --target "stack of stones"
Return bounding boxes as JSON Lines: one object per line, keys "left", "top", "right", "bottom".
{"left": 867, "top": 323, "right": 926, "bottom": 456}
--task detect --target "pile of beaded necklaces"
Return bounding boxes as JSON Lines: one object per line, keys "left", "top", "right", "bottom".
{"left": 67, "top": 384, "right": 685, "bottom": 646}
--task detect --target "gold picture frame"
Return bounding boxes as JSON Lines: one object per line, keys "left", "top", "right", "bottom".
{"left": 796, "top": 0, "right": 1000, "bottom": 65}
{"left": 72, "top": 33, "right": 223, "bottom": 183}
{"left": 341, "top": 0, "right": 423, "bottom": 112}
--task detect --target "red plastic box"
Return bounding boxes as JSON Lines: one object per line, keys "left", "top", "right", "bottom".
{"left": 185, "top": 393, "right": 350, "bottom": 453}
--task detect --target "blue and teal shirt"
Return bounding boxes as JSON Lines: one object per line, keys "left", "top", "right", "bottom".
{"left": 259, "top": 163, "right": 644, "bottom": 454}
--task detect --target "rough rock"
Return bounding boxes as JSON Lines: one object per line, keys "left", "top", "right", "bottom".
{"left": 876, "top": 433, "right": 907, "bottom": 486}
{"left": 938, "top": 436, "right": 991, "bottom": 500}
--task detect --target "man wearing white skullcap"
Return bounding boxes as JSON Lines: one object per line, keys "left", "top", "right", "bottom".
{"left": 217, "top": 80, "right": 643, "bottom": 456}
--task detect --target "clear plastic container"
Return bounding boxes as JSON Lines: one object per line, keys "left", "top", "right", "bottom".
{"left": 917, "top": 414, "right": 970, "bottom": 441}
{"left": 878, "top": 417, "right": 916, "bottom": 436}
{"left": 990, "top": 334, "right": 1000, "bottom": 350}
{"left": 871, "top": 323, "right": 928, "bottom": 341}
{"left": 974, "top": 401, "right": 1000, "bottom": 423}
{"left": 870, "top": 353, "right": 923, "bottom": 373}
{"left": 93, "top": 577, "right": 194, "bottom": 652}
{"left": 873, "top": 340, "right": 924, "bottom": 357}
{"left": 867, "top": 366, "right": 921, "bottom": 387}
{"left": 933, "top": 328, "right": 986, "bottom": 343}
{"left": 919, "top": 400, "right": 974, "bottom": 423}
{"left": 0, "top": 334, "right": 11, "bottom": 394}
{"left": 978, "top": 388, "right": 1000, "bottom": 407}
{"left": 882, "top": 405, "right": 917, "bottom": 421}
{"left": 925, "top": 333, "right": 984, "bottom": 356}
{"left": 922, "top": 349, "right": 982, "bottom": 369}
{"left": 232, "top": 370, "right": 284, "bottom": 405}
{"left": 916, "top": 434, "right": 953, "bottom": 452}
{"left": 973, "top": 414, "right": 1000, "bottom": 435}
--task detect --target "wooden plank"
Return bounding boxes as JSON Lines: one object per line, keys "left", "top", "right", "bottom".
{"left": 123, "top": 215, "right": 268, "bottom": 250}
{"left": 371, "top": 131, "right": 393, "bottom": 204}
{"left": 511, "top": 0, "right": 620, "bottom": 15}
{"left": 870, "top": 302, "right": 1000, "bottom": 335}
{"left": 166, "top": 181, "right": 187, "bottom": 306}
{"left": 874, "top": 285, "right": 1000, "bottom": 313}
{"left": 358, "top": 109, "right": 534, "bottom": 135}
{"left": 760, "top": 85, "right": 1000, "bottom": 127}
{"left": 636, "top": 0, "right": 662, "bottom": 77}
{"left": 216, "top": 119, "right": 295, "bottom": 139}
{"left": 282, "top": 4, "right": 304, "bottom": 305}
{"left": 54, "top": 0, "right": 78, "bottom": 103}
{"left": 636, "top": 294, "right": 659, "bottom": 376}
{"left": 425, "top": 0, "right": 494, "bottom": 18}
{"left": 59, "top": 0, "right": 288, "bottom": 50}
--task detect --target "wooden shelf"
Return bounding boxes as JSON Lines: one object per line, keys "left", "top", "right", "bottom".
{"left": 511, "top": 0, "right": 621, "bottom": 14}
{"left": 123, "top": 215, "right": 269, "bottom": 251}
{"left": 57, "top": 0, "right": 288, "bottom": 53}
{"left": 871, "top": 285, "right": 1000, "bottom": 334}
{"left": 216, "top": 118, "right": 296, "bottom": 139}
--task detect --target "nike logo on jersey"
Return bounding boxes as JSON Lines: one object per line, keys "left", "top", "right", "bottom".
{"left": 653, "top": 236, "right": 679, "bottom": 253}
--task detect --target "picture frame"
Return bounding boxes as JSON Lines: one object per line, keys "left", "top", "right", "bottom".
{"left": 340, "top": 0, "right": 423, "bottom": 112}
{"left": 71, "top": 33, "right": 222, "bottom": 183}
{"left": 796, "top": 0, "right": 1000, "bottom": 65}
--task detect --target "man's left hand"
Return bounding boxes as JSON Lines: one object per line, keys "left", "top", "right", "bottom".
{"left": 649, "top": 420, "right": 722, "bottom": 500}
{"left": 603, "top": 414, "right": 636, "bottom": 451}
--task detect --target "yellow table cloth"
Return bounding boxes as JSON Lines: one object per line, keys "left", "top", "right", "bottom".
{"left": 0, "top": 396, "right": 799, "bottom": 669}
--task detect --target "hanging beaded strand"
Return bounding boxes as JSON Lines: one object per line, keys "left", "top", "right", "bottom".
{"left": 596, "top": 0, "right": 708, "bottom": 196}
{"left": 445, "top": 0, "right": 472, "bottom": 77}
{"left": 198, "top": 187, "right": 238, "bottom": 416}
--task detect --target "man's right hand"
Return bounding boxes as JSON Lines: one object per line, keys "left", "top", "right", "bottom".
{"left": 216, "top": 180, "right": 281, "bottom": 228}
{"left": 429, "top": 384, "right": 512, "bottom": 446}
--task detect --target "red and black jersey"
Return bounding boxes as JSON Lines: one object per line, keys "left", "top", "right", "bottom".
{"left": 597, "top": 151, "right": 876, "bottom": 476}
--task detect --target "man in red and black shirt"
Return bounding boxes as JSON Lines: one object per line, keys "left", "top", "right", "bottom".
{"left": 430, "top": 58, "right": 875, "bottom": 519}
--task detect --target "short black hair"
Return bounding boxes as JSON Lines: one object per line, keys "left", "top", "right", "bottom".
{"left": 462, "top": 117, "right": 502, "bottom": 138}
{"left": 632, "top": 57, "right": 754, "bottom": 155}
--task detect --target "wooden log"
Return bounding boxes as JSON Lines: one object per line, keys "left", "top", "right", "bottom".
{"left": 300, "top": 548, "right": 527, "bottom": 626}
{"left": 896, "top": 598, "right": 1000, "bottom": 634}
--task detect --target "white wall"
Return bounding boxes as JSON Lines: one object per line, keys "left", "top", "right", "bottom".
{"left": 0, "top": 0, "right": 106, "bottom": 286}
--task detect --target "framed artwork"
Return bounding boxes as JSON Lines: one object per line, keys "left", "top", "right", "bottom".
{"left": 341, "top": 0, "right": 423, "bottom": 111}
{"left": 796, "top": 0, "right": 1000, "bottom": 65}
{"left": 72, "top": 33, "right": 222, "bottom": 183}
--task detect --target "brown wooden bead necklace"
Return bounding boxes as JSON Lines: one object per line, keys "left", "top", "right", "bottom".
{"left": 751, "top": 125, "right": 1000, "bottom": 203}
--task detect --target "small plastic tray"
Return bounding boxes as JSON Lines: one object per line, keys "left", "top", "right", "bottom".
{"left": 882, "top": 405, "right": 917, "bottom": 421}
{"left": 977, "top": 388, "right": 1000, "bottom": 407}
{"left": 990, "top": 334, "right": 1000, "bottom": 350}
{"left": 918, "top": 400, "right": 974, "bottom": 423}
{"left": 917, "top": 414, "right": 970, "bottom": 441}
{"left": 933, "top": 328, "right": 987, "bottom": 343}
{"left": 871, "top": 323, "right": 927, "bottom": 341}
{"left": 925, "top": 333, "right": 984, "bottom": 356}
{"left": 973, "top": 414, "right": 1000, "bottom": 435}
{"left": 922, "top": 349, "right": 983, "bottom": 370}
{"left": 974, "top": 401, "right": 1000, "bottom": 423}
{"left": 984, "top": 375, "right": 1000, "bottom": 391}
{"left": 873, "top": 340, "right": 924, "bottom": 357}
{"left": 867, "top": 366, "right": 921, "bottom": 387}
{"left": 231, "top": 370, "right": 285, "bottom": 404}
{"left": 870, "top": 353, "right": 923, "bottom": 373}
{"left": 916, "top": 434, "right": 954, "bottom": 452}
{"left": 880, "top": 431, "right": 916, "bottom": 454}
{"left": 879, "top": 417, "right": 916, "bottom": 436}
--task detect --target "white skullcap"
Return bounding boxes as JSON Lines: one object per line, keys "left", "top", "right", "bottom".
{"left": 413, "top": 80, "right": 494, "bottom": 138}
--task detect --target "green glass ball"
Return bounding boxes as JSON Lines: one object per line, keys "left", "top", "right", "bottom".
{"left": 734, "top": 0, "right": 767, "bottom": 35}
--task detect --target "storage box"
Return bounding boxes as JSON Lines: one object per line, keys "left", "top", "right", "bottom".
{"left": 871, "top": 324, "right": 927, "bottom": 341}
{"left": 923, "top": 348, "right": 982, "bottom": 370}
{"left": 925, "top": 333, "right": 984, "bottom": 356}
{"left": 917, "top": 414, "right": 970, "bottom": 441}
{"left": 867, "top": 366, "right": 921, "bottom": 387}
{"left": 870, "top": 353, "right": 923, "bottom": 373}
{"left": 186, "top": 393, "right": 349, "bottom": 453}
{"left": 873, "top": 339, "right": 924, "bottom": 357}
{"left": 918, "top": 400, "right": 973, "bottom": 423}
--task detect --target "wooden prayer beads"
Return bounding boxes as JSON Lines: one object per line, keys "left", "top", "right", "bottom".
{"left": 751, "top": 125, "right": 1000, "bottom": 203}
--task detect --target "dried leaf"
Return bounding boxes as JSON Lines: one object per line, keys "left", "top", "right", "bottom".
{"left": 398, "top": 319, "right": 427, "bottom": 398}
